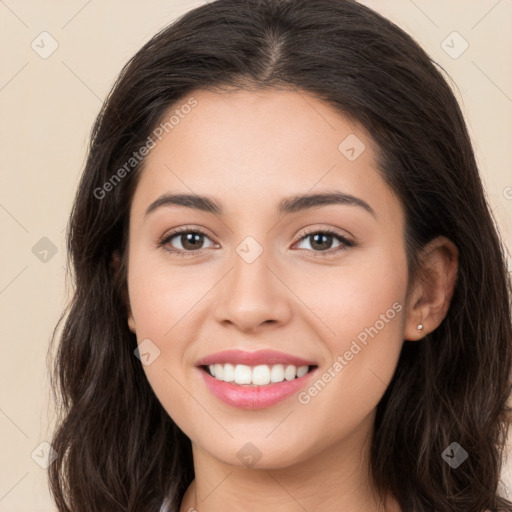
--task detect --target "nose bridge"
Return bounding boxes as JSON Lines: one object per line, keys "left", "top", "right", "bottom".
{"left": 231, "top": 233, "right": 278, "bottom": 304}
{"left": 213, "top": 230, "right": 292, "bottom": 331}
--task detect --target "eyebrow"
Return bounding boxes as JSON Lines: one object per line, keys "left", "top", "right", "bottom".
{"left": 144, "top": 191, "right": 376, "bottom": 218}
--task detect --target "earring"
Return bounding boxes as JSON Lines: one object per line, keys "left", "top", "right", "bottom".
{"left": 417, "top": 323, "right": 423, "bottom": 332}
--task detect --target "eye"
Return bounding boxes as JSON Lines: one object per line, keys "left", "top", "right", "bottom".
{"left": 293, "top": 228, "right": 355, "bottom": 256}
{"left": 157, "top": 227, "right": 355, "bottom": 257}
{"left": 157, "top": 227, "right": 216, "bottom": 256}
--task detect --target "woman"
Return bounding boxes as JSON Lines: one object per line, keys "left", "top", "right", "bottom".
{"left": 48, "top": 0, "right": 512, "bottom": 510}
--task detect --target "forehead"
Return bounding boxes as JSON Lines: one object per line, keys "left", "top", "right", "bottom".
{"left": 130, "top": 88, "right": 403, "bottom": 227}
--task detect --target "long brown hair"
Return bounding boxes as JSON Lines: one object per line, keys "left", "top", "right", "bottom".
{"left": 47, "top": 0, "right": 512, "bottom": 510}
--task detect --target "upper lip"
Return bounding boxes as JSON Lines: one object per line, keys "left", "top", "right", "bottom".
{"left": 196, "top": 349, "right": 317, "bottom": 367}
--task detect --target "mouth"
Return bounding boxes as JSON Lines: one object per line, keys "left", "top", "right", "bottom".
{"left": 195, "top": 349, "right": 319, "bottom": 409}
{"left": 198, "top": 364, "right": 318, "bottom": 409}
{"left": 200, "top": 363, "right": 317, "bottom": 386}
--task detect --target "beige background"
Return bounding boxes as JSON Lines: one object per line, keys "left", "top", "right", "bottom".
{"left": 0, "top": 0, "right": 511, "bottom": 510}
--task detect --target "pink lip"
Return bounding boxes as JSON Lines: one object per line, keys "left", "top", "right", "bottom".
{"left": 198, "top": 366, "right": 318, "bottom": 409}
{"left": 196, "top": 349, "right": 317, "bottom": 367}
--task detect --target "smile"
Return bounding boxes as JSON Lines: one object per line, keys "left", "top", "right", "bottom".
{"left": 196, "top": 349, "right": 318, "bottom": 409}
{"left": 205, "top": 363, "right": 311, "bottom": 386}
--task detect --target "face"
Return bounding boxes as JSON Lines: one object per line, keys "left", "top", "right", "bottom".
{"left": 125, "top": 88, "right": 411, "bottom": 469}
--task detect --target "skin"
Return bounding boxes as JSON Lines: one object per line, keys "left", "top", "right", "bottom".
{"left": 119, "top": 88, "right": 458, "bottom": 511}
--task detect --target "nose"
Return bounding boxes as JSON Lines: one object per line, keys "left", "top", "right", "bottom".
{"left": 213, "top": 249, "right": 293, "bottom": 333}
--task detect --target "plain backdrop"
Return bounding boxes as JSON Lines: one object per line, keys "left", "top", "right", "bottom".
{"left": 1, "top": 0, "right": 511, "bottom": 510}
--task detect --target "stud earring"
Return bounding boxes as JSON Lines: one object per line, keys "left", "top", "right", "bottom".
{"left": 417, "top": 323, "right": 423, "bottom": 332}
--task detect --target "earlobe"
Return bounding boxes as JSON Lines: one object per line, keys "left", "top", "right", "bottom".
{"left": 127, "top": 313, "right": 136, "bottom": 333}
{"left": 404, "top": 236, "right": 459, "bottom": 341}
{"left": 111, "top": 250, "right": 136, "bottom": 333}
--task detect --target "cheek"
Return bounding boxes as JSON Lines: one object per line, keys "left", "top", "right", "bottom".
{"left": 126, "top": 250, "right": 194, "bottom": 382}
{"left": 126, "top": 255, "right": 202, "bottom": 435}
{"left": 294, "top": 247, "right": 407, "bottom": 414}
{"left": 127, "top": 250, "right": 205, "bottom": 338}
{"left": 296, "top": 244, "right": 407, "bottom": 344}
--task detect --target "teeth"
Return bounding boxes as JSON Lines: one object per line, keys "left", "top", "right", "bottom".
{"left": 207, "top": 363, "right": 310, "bottom": 386}
{"left": 252, "top": 365, "right": 270, "bottom": 386}
{"left": 234, "top": 364, "right": 252, "bottom": 384}
{"left": 297, "top": 365, "right": 308, "bottom": 378}
{"left": 284, "top": 365, "right": 296, "bottom": 381}
{"left": 222, "top": 363, "right": 235, "bottom": 382}
{"left": 214, "top": 364, "right": 224, "bottom": 380}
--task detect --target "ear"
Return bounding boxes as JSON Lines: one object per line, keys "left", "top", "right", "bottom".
{"left": 111, "top": 250, "right": 136, "bottom": 334}
{"left": 403, "top": 236, "right": 459, "bottom": 341}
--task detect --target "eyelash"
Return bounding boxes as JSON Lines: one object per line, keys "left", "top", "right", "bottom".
{"left": 156, "top": 226, "right": 355, "bottom": 258}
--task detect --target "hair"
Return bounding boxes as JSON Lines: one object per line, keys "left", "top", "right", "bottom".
{"left": 47, "top": 0, "right": 512, "bottom": 510}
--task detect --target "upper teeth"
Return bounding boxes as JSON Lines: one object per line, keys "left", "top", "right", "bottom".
{"left": 208, "top": 363, "right": 309, "bottom": 386}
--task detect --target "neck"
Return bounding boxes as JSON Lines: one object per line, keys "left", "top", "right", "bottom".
{"left": 179, "top": 412, "right": 401, "bottom": 512}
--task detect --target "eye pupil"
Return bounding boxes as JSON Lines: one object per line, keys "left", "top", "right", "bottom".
{"left": 310, "top": 233, "right": 333, "bottom": 251}
{"left": 182, "top": 232, "right": 203, "bottom": 250}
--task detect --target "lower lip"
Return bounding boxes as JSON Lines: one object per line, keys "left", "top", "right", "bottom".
{"left": 198, "top": 367, "right": 317, "bottom": 409}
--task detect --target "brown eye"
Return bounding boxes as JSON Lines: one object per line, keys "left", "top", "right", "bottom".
{"left": 158, "top": 228, "right": 215, "bottom": 255}
{"left": 294, "top": 229, "right": 355, "bottom": 256}
{"left": 175, "top": 231, "right": 206, "bottom": 251}
{"left": 157, "top": 227, "right": 355, "bottom": 257}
